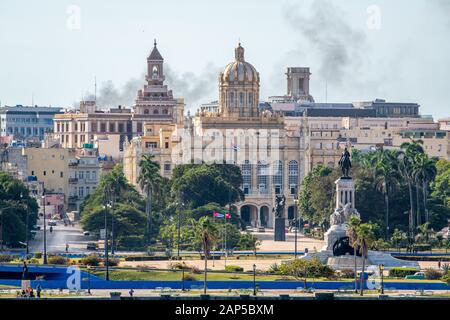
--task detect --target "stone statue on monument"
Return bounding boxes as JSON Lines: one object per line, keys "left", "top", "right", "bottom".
{"left": 273, "top": 195, "right": 286, "bottom": 218}
{"left": 338, "top": 147, "right": 352, "bottom": 177}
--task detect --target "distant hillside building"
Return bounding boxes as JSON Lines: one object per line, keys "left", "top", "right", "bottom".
{"left": 0, "top": 105, "right": 62, "bottom": 140}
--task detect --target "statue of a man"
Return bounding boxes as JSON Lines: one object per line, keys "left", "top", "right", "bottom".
{"left": 273, "top": 195, "right": 286, "bottom": 218}
{"left": 338, "top": 147, "right": 352, "bottom": 177}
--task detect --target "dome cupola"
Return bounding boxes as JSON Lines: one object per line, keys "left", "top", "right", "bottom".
{"left": 218, "top": 43, "right": 260, "bottom": 118}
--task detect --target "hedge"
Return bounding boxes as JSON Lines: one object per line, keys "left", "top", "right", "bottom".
{"left": 225, "top": 265, "right": 244, "bottom": 272}
{"left": 388, "top": 267, "right": 418, "bottom": 278}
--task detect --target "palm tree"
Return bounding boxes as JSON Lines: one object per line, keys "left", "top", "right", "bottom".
{"left": 347, "top": 215, "right": 361, "bottom": 293}
{"left": 413, "top": 153, "right": 437, "bottom": 224}
{"left": 355, "top": 223, "right": 376, "bottom": 296}
{"left": 196, "top": 217, "right": 218, "bottom": 294}
{"left": 391, "top": 228, "right": 407, "bottom": 252}
{"left": 138, "top": 154, "right": 162, "bottom": 246}
{"left": 399, "top": 140, "right": 424, "bottom": 240}
{"left": 371, "top": 149, "right": 401, "bottom": 239}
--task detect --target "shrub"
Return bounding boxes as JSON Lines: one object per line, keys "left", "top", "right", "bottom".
{"left": 168, "top": 262, "right": 188, "bottom": 270}
{"left": 424, "top": 268, "right": 443, "bottom": 280}
{"left": 183, "top": 273, "right": 197, "bottom": 281}
{"left": 48, "top": 255, "right": 69, "bottom": 265}
{"left": 442, "top": 263, "right": 450, "bottom": 274}
{"left": 279, "top": 258, "right": 335, "bottom": 278}
{"left": 268, "top": 263, "right": 281, "bottom": 274}
{"left": 80, "top": 254, "right": 101, "bottom": 266}
{"left": 34, "top": 252, "right": 42, "bottom": 259}
{"left": 339, "top": 268, "right": 355, "bottom": 279}
{"left": 442, "top": 272, "right": 450, "bottom": 285}
{"left": 28, "top": 258, "right": 39, "bottom": 264}
{"left": 0, "top": 254, "right": 14, "bottom": 263}
{"left": 225, "top": 265, "right": 244, "bottom": 272}
{"left": 105, "top": 258, "right": 120, "bottom": 267}
{"left": 389, "top": 267, "right": 418, "bottom": 278}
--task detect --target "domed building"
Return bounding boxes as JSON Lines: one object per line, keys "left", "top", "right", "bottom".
{"left": 219, "top": 43, "right": 260, "bottom": 118}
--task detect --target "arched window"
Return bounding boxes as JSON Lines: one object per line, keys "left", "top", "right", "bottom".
{"left": 144, "top": 109, "right": 149, "bottom": 115}
{"left": 162, "top": 109, "right": 168, "bottom": 114}
{"left": 241, "top": 160, "right": 252, "bottom": 195}
{"left": 272, "top": 160, "right": 283, "bottom": 195}
{"left": 257, "top": 161, "right": 268, "bottom": 194}
{"left": 288, "top": 160, "right": 298, "bottom": 194}
{"left": 152, "top": 66, "right": 158, "bottom": 79}
{"left": 153, "top": 109, "right": 159, "bottom": 115}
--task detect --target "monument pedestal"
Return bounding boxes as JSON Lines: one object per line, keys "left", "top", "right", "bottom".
{"left": 274, "top": 217, "right": 286, "bottom": 241}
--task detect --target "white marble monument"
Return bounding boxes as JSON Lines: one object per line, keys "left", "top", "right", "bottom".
{"left": 302, "top": 177, "right": 419, "bottom": 270}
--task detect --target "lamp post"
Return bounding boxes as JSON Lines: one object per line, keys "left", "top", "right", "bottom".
{"left": 177, "top": 201, "right": 184, "bottom": 260}
{"left": 111, "top": 196, "right": 115, "bottom": 255}
{"left": 253, "top": 264, "right": 257, "bottom": 296}
{"left": 293, "top": 195, "right": 299, "bottom": 259}
{"left": 379, "top": 264, "right": 385, "bottom": 294}
{"left": 181, "top": 268, "right": 185, "bottom": 292}
{"left": 42, "top": 190, "right": 48, "bottom": 265}
{"left": 103, "top": 201, "right": 112, "bottom": 281}
{"left": 87, "top": 265, "right": 91, "bottom": 295}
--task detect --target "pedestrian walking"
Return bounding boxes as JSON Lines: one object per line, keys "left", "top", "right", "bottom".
{"left": 129, "top": 289, "right": 134, "bottom": 297}
{"left": 36, "top": 285, "right": 42, "bottom": 298}
{"left": 65, "top": 243, "right": 69, "bottom": 253}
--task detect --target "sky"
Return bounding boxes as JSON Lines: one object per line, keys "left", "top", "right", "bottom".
{"left": 0, "top": 0, "right": 449, "bottom": 119}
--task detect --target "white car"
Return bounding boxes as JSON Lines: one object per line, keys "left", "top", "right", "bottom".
{"left": 83, "top": 231, "right": 90, "bottom": 236}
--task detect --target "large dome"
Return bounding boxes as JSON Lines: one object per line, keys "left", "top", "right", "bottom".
{"left": 221, "top": 43, "right": 259, "bottom": 85}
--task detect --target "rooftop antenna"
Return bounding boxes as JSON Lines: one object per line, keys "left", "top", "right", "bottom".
{"left": 94, "top": 76, "right": 97, "bottom": 102}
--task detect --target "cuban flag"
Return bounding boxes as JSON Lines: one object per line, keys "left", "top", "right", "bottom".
{"left": 213, "top": 212, "right": 224, "bottom": 218}
{"left": 231, "top": 143, "right": 240, "bottom": 152}
{"left": 225, "top": 213, "right": 231, "bottom": 219}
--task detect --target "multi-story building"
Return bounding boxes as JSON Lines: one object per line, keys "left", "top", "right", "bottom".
{"left": 53, "top": 42, "right": 184, "bottom": 153}
{"left": 123, "top": 42, "right": 448, "bottom": 229}
{"left": 0, "top": 105, "right": 62, "bottom": 140}
{"left": 67, "top": 146, "right": 101, "bottom": 212}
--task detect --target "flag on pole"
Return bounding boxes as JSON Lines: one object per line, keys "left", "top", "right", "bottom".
{"left": 225, "top": 213, "right": 231, "bottom": 219}
{"left": 213, "top": 212, "right": 224, "bottom": 218}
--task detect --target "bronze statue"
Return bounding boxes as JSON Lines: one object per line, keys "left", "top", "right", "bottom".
{"left": 273, "top": 195, "right": 286, "bottom": 218}
{"left": 338, "top": 147, "right": 352, "bottom": 177}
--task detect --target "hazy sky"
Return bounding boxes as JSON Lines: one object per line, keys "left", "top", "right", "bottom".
{"left": 0, "top": 0, "right": 449, "bottom": 118}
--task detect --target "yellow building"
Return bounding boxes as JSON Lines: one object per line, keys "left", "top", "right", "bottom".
{"left": 23, "top": 147, "right": 76, "bottom": 196}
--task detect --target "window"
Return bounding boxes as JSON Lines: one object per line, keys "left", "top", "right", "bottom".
{"left": 228, "top": 92, "right": 235, "bottom": 108}
{"left": 241, "top": 160, "right": 252, "bottom": 194}
{"left": 239, "top": 92, "right": 245, "bottom": 107}
{"left": 60, "top": 172, "right": 63, "bottom": 178}
{"left": 137, "top": 122, "right": 143, "bottom": 132}
{"left": 31, "top": 171, "right": 34, "bottom": 175}
{"left": 153, "top": 109, "right": 159, "bottom": 114}
{"left": 164, "top": 162, "right": 171, "bottom": 172}
{"left": 92, "top": 171, "right": 97, "bottom": 181}
{"left": 144, "top": 109, "right": 149, "bottom": 114}
{"left": 78, "top": 187, "right": 84, "bottom": 197}
{"left": 109, "top": 123, "right": 115, "bottom": 132}
{"left": 272, "top": 160, "right": 283, "bottom": 194}
{"left": 86, "top": 186, "right": 90, "bottom": 195}
{"left": 288, "top": 160, "right": 298, "bottom": 194}
{"left": 162, "top": 109, "right": 168, "bottom": 114}
{"left": 145, "top": 142, "right": 157, "bottom": 148}
{"left": 248, "top": 93, "right": 253, "bottom": 106}
{"left": 257, "top": 161, "right": 268, "bottom": 193}
{"left": 43, "top": 171, "right": 46, "bottom": 176}
{"left": 165, "top": 142, "right": 169, "bottom": 149}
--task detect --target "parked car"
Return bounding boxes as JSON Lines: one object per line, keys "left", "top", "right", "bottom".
{"left": 257, "top": 227, "right": 265, "bottom": 232}
{"left": 83, "top": 231, "right": 90, "bottom": 236}
{"left": 405, "top": 272, "right": 425, "bottom": 280}
{"left": 48, "top": 220, "right": 57, "bottom": 226}
{"left": 86, "top": 242, "right": 98, "bottom": 250}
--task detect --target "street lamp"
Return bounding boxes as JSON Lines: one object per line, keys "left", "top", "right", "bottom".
{"left": 253, "top": 264, "right": 257, "bottom": 296}
{"left": 293, "top": 194, "right": 299, "bottom": 259}
{"left": 379, "top": 264, "right": 385, "bottom": 294}
{"left": 41, "top": 191, "right": 48, "bottom": 265}
{"left": 177, "top": 201, "right": 184, "bottom": 260}
{"left": 87, "top": 265, "right": 91, "bottom": 295}
{"left": 102, "top": 201, "right": 112, "bottom": 281}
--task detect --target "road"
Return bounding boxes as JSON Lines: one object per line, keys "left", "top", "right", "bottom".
{"left": 28, "top": 217, "right": 96, "bottom": 254}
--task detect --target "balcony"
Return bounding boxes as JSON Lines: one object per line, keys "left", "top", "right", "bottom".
{"left": 68, "top": 177, "right": 78, "bottom": 184}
